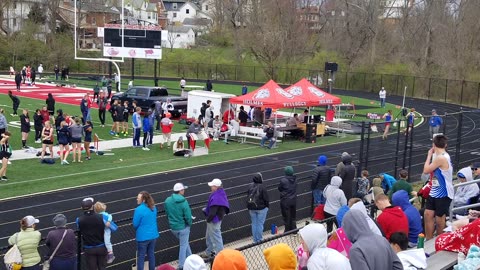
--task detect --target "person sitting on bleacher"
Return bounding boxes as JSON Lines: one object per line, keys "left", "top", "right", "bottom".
{"left": 392, "top": 190, "right": 423, "bottom": 247}
{"left": 453, "top": 167, "right": 480, "bottom": 214}
{"left": 389, "top": 232, "right": 427, "bottom": 270}
{"left": 260, "top": 122, "right": 276, "bottom": 149}
{"left": 389, "top": 169, "right": 415, "bottom": 200}
{"left": 375, "top": 194, "right": 409, "bottom": 240}
{"left": 186, "top": 118, "right": 210, "bottom": 151}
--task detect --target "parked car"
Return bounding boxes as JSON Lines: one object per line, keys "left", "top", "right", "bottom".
{"left": 110, "top": 86, "right": 187, "bottom": 117}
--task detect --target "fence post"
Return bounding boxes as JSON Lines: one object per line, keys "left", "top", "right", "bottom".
{"left": 215, "top": 64, "right": 218, "bottom": 80}
{"left": 455, "top": 110, "right": 463, "bottom": 171}
{"left": 412, "top": 76, "right": 416, "bottom": 97}
{"left": 428, "top": 78, "right": 432, "bottom": 100}
{"left": 357, "top": 121, "right": 366, "bottom": 177}
{"left": 408, "top": 123, "right": 414, "bottom": 182}
{"left": 393, "top": 120, "right": 401, "bottom": 176}
{"left": 365, "top": 122, "right": 371, "bottom": 170}
{"left": 402, "top": 121, "right": 409, "bottom": 169}
{"left": 460, "top": 80, "right": 465, "bottom": 105}
{"left": 363, "top": 73, "right": 366, "bottom": 90}
{"left": 131, "top": 58, "right": 135, "bottom": 80}
{"left": 444, "top": 79, "right": 448, "bottom": 103}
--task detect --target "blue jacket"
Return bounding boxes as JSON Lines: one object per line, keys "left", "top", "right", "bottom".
{"left": 133, "top": 203, "right": 159, "bottom": 242}
{"left": 392, "top": 190, "right": 423, "bottom": 244}
{"left": 380, "top": 173, "right": 396, "bottom": 192}
{"left": 429, "top": 115, "right": 442, "bottom": 127}
{"left": 142, "top": 117, "right": 150, "bottom": 133}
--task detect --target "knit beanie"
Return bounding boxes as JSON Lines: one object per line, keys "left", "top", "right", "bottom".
{"left": 183, "top": 255, "right": 207, "bottom": 270}
{"left": 284, "top": 166, "right": 294, "bottom": 176}
{"left": 263, "top": 243, "right": 297, "bottom": 270}
{"left": 318, "top": 155, "right": 327, "bottom": 166}
{"left": 212, "top": 249, "right": 247, "bottom": 270}
{"left": 52, "top": 214, "right": 67, "bottom": 228}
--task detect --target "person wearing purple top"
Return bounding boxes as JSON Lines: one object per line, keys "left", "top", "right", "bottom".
{"left": 201, "top": 178, "right": 230, "bottom": 258}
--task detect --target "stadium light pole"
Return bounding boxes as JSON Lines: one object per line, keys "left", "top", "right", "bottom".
{"left": 74, "top": 0, "right": 124, "bottom": 88}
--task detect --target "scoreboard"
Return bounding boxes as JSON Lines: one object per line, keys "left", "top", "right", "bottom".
{"left": 102, "top": 24, "right": 163, "bottom": 59}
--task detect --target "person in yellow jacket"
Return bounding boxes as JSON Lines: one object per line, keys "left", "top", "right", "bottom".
{"left": 8, "top": 215, "right": 42, "bottom": 269}
{"left": 263, "top": 243, "right": 297, "bottom": 270}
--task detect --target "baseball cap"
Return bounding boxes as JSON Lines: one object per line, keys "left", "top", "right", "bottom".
{"left": 472, "top": 162, "right": 480, "bottom": 169}
{"left": 24, "top": 215, "right": 39, "bottom": 227}
{"left": 81, "top": 197, "right": 94, "bottom": 210}
{"left": 432, "top": 109, "right": 436, "bottom": 112}
{"left": 173, "top": 183, "right": 188, "bottom": 192}
{"left": 457, "top": 172, "right": 466, "bottom": 179}
{"left": 208, "top": 178, "right": 222, "bottom": 187}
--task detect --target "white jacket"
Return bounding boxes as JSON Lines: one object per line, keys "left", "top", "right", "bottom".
{"left": 454, "top": 167, "right": 479, "bottom": 207}
{"left": 397, "top": 249, "right": 427, "bottom": 270}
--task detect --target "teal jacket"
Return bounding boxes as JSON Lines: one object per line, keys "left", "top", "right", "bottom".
{"left": 164, "top": 193, "right": 193, "bottom": 231}
{"left": 8, "top": 228, "right": 41, "bottom": 267}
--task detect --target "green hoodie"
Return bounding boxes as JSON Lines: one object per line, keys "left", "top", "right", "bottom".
{"left": 164, "top": 193, "right": 193, "bottom": 231}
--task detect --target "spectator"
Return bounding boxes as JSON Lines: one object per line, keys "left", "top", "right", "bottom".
{"left": 114, "top": 73, "right": 120, "bottom": 92}
{"left": 311, "top": 155, "right": 331, "bottom": 205}
{"left": 382, "top": 110, "right": 392, "bottom": 140}
{"left": 247, "top": 172, "right": 270, "bottom": 243}
{"left": 33, "top": 109, "right": 43, "bottom": 143}
{"left": 45, "top": 214, "right": 77, "bottom": 270}
{"left": 405, "top": 108, "right": 415, "bottom": 135}
{"left": 423, "top": 134, "right": 453, "bottom": 240}
{"left": 429, "top": 109, "right": 443, "bottom": 140}
{"left": 93, "top": 83, "right": 100, "bottom": 102}
{"left": 473, "top": 162, "right": 480, "bottom": 190}
{"left": 162, "top": 98, "right": 174, "bottom": 114}
{"left": 355, "top": 170, "right": 370, "bottom": 200}
{"left": 238, "top": 106, "right": 248, "bottom": 127}
{"left": 54, "top": 65, "right": 59, "bottom": 80}
{"left": 56, "top": 122, "right": 70, "bottom": 163}
{"left": 260, "top": 121, "right": 276, "bottom": 149}
{"left": 8, "top": 215, "right": 41, "bottom": 269}
{"left": 37, "top": 64, "right": 43, "bottom": 80}
{"left": 379, "top": 173, "right": 397, "bottom": 194}
{"left": 154, "top": 100, "right": 163, "bottom": 130}
{"left": 20, "top": 108, "right": 31, "bottom": 149}
{"left": 392, "top": 190, "right": 423, "bottom": 247}
{"left": 180, "top": 77, "right": 186, "bottom": 94}
{"left": 173, "top": 136, "right": 191, "bottom": 157}
{"left": 279, "top": 166, "right": 297, "bottom": 232}
{"left": 15, "top": 71, "right": 21, "bottom": 91}
{"left": 203, "top": 178, "right": 230, "bottom": 257}
{"left": 350, "top": 200, "right": 383, "bottom": 236}
{"left": 300, "top": 109, "right": 309, "bottom": 123}
{"left": 128, "top": 80, "right": 134, "bottom": 89}
{"left": 186, "top": 118, "right": 210, "bottom": 151}
{"left": 80, "top": 94, "right": 92, "bottom": 125}
{"left": 241, "top": 84, "right": 248, "bottom": 95}
{"left": 133, "top": 191, "right": 160, "bottom": 270}
{"left": 263, "top": 243, "right": 297, "bottom": 270}
{"left": 337, "top": 153, "right": 355, "bottom": 199}
{"left": 371, "top": 177, "right": 385, "bottom": 198}
{"left": 204, "top": 105, "right": 214, "bottom": 128}
{"left": 8, "top": 90, "right": 20, "bottom": 116}
{"left": 147, "top": 108, "right": 154, "bottom": 145}
{"left": 46, "top": 93, "right": 55, "bottom": 117}
{"left": 83, "top": 120, "right": 93, "bottom": 161}
{"left": 212, "top": 249, "right": 247, "bottom": 270}
{"left": 324, "top": 176, "right": 347, "bottom": 232}
{"left": 206, "top": 79, "right": 213, "bottom": 91}
{"left": 132, "top": 107, "right": 142, "bottom": 148}
{"left": 253, "top": 107, "right": 264, "bottom": 126}
{"left": 122, "top": 101, "right": 131, "bottom": 136}
{"left": 142, "top": 111, "right": 151, "bottom": 151}
{"left": 375, "top": 194, "right": 409, "bottom": 240}
{"left": 184, "top": 254, "right": 207, "bottom": 270}
{"left": 77, "top": 198, "right": 107, "bottom": 270}
{"left": 343, "top": 209, "right": 403, "bottom": 270}
{"left": 379, "top": 87, "right": 386, "bottom": 108}
{"left": 299, "top": 223, "right": 351, "bottom": 270}
{"left": 164, "top": 183, "right": 193, "bottom": 270}
{"left": 389, "top": 169, "right": 413, "bottom": 200}
{"left": 94, "top": 202, "right": 117, "bottom": 264}
{"left": 453, "top": 167, "right": 479, "bottom": 213}
{"left": 389, "top": 232, "right": 427, "bottom": 270}
{"left": 160, "top": 113, "right": 174, "bottom": 148}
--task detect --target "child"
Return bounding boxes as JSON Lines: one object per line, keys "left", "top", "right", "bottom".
{"left": 142, "top": 111, "right": 151, "bottom": 151}
{"left": 389, "top": 232, "right": 426, "bottom": 270}
{"left": 94, "top": 201, "right": 117, "bottom": 264}
{"left": 355, "top": 170, "right": 370, "bottom": 200}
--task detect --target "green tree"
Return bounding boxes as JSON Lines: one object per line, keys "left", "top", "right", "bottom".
{"left": 27, "top": 2, "right": 47, "bottom": 24}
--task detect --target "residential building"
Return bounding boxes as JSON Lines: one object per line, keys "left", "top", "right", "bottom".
{"left": 163, "top": 0, "right": 211, "bottom": 24}
{"left": 164, "top": 25, "right": 195, "bottom": 48}
{"left": 124, "top": 0, "right": 158, "bottom": 25}
{"left": 2, "top": 0, "right": 51, "bottom": 40}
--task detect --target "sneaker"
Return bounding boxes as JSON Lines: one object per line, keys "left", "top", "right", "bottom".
{"left": 63, "top": 160, "right": 69, "bottom": 165}
{"left": 35, "top": 139, "right": 41, "bottom": 143}
{"left": 0, "top": 176, "right": 7, "bottom": 182}
{"left": 2, "top": 176, "right": 8, "bottom": 180}
{"left": 124, "top": 132, "right": 128, "bottom": 135}
{"left": 142, "top": 147, "right": 150, "bottom": 151}
{"left": 22, "top": 146, "right": 29, "bottom": 149}
{"left": 107, "top": 253, "right": 115, "bottom": 264}
{"left": 109, "top": 131, "right": 115, "bottom": 135}
{"left": 114, "top": 133, "right": 119, "bottom": 137}
{"left": 85, "top": 157, "right": 91, "bottom": 160}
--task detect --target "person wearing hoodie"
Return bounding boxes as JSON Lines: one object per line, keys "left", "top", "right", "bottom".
{"left": 453, "top": 167, "right": 480, "bottom": 213}
{"left": 263, "top": 243, "right": 297, "bottom": 270}
{"left": 212, "top": 249, "right": 247, "bottom": 270}
{"left": 247, "top": 172, "right": 270, "bottom": 243}
{"left": 392, "top": 190, "right": 423, "bottom": 247}
{"left": 299, "top": 223, "right": 351, "bottom": 270}
{"left": 375, "top": 194, "right": 409, "bottom": 240}
{"left": 164, "top": 183, "right": 193, "bottom": 270}
{"left": 203, "top": 178, "right": 230, "bottom": 257}
{"left": 350, "top": 201, "right": 383, "bottom": 236}
{"left": 184, "top": 254, "right": 207, "bottom": 270}
{"left": 133, "top": 192, "right": 159, "bottom": 270}
{"left": 312, "top": 155, "right": 331, "bottom": 205}
{"left": 379, "top": 173, "right": 397, "bottom": 194}
{"left": 338, "top": 153, "right": 356, "bottom": 199}
{"left": 389, "top": 232, "right": 427, "bottom": 270}
{"left": 142, "top": 111, "right": 151, "bottom": 151}
{"left": 343, "top": 209, "right": 403, "bottom": 270}
{"left": 278, "top": 166, "right": 297, "bottom": 232}
{"left": 324, "top": 176, "right": 347, "bottom": 232}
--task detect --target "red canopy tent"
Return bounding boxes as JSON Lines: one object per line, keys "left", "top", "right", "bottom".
{"left": 229, "top": 80, "right": 309, "bottom": 109}
{"left": 284, "top": 78, "right": 341, "bottom": 106}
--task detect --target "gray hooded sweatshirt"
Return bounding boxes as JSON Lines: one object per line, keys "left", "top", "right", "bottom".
{"left": 299, "top": 223, "right": 351, "bottom": 270}
{"left": 343, "top": 209, "right": 403, "bottom": 270}
{"left": 324, "top": 176, "right": 347, "bottom": 215}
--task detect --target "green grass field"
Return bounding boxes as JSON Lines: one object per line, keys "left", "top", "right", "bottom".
{"left": 0, "top": 77, "right": 407, "bottom": 199}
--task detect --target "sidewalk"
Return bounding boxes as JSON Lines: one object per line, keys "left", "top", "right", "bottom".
{"left": 10, "top": 132, "right": 188, "bottom": 161}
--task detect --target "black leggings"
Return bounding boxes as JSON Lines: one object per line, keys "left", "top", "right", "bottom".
{"left": 13, "top": 103, "right": 19, "bottom": 115}
{"left": 35, "top": 128, "right": 42, "bottom": 141}
{"left": 324, "top": 211, "right": 338, "bottom": 233}
{"left": 143, "top": 132, "right": 148, "bottom": 147}
{"left": 99, "top": 109, "right": 106, "bottom": 125}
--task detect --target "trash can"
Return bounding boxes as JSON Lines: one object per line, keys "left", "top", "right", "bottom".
{"left": 326, "top": 109, "right": 335, "bottom": 121}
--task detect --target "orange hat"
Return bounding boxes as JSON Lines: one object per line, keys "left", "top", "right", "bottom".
{"left": 212, "top": 249, "right": 247, "bottom": 270}
{"left": 263, "top": 243, "right": 297, "bottom": 270}
{"left": 165, "top": 112, "right": 172, "bottom": 118}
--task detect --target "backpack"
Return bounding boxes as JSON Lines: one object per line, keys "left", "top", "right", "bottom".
{"left": 247, "top": 185, "right": 261, "bottom": 208}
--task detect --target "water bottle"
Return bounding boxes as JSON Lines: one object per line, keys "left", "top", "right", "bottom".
{"left": 271, "top": 224, "right": 276, "bottom": 234}
{"left": 417, "top": 233, "right": 425, "bottom": 249}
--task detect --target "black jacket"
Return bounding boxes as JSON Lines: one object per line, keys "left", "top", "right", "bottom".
{"left": 46, "top": 97, "right": 55, "bottom": 112}
{"left": 238, "top": 110, "right": 248, "bottom": 124}
{"left": 312, "top": 165, "right": 331, "bottom": 190}
{"left": 9, "top": 95, "right": 20, "bottom": 105}
{"left": 15, "top": 74, "right": 22, "bottom": 84}
{"left": 33, "top": 114, "right": 43, "bottom": 130}
{"left": 264, "top": 126, "right": 275, "bottom": 138}
{"left": 339, "top": 154, "right": 356, "bottom": 199}
{"left": 247, "top": 173, "right": 270, "bottom": 210}
{"left": 77, "top": 210, "right": 105, "bottom": 248}
{"left": 278, "top": 175, "right": 297, "bottom": 201}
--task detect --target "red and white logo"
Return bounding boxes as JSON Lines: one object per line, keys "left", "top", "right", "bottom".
{"left": 275, "top": 88, "right": 294, "bottom": 99}
{"left": 308, "top": 86, "right": 325, "bottom": 97}
{"left": 253, "top": 89, "right": 270, "bottom": 99}
{"left": 287, "top": 86, "right": 303, "bottom": 96}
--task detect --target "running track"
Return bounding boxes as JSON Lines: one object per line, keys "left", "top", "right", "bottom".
{"left": 0, "top": 86, "right": 479, "bottom": 269}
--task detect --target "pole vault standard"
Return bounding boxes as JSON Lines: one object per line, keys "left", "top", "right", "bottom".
{"left": 74, "top": 0, "right": 124, "bottom": 85}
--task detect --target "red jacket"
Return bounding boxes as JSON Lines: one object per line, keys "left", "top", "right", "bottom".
{"left": 160, "top": 118, "right": 174, "bottom": 133}
{"left": 41, "top": 110, "right": 50, "bottom": 123}
{"left": 377, "top": 206, "right": 409, "bottom": 240}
